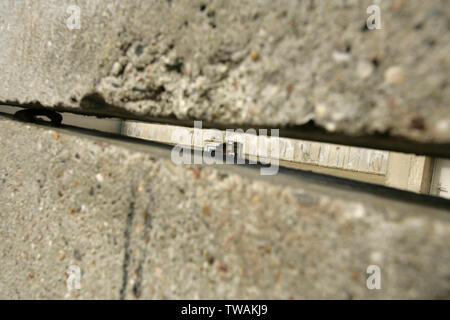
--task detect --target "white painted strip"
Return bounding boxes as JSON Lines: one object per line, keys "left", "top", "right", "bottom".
{"left": 121, "top": 121, "right": 389, "bottom": 176}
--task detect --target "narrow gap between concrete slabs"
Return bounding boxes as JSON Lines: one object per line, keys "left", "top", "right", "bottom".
{"left": 1, "top": 108, "right": 450, "bottom": 213}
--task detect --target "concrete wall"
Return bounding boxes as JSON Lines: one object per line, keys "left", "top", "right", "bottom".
{"left": 1, "top": 0, "right": 449, "bottom": 300}
{"left": 0, "top": 0, "right": 449, "bottom": 143}
{"left": 1, "top": 117, "right": 449, "bottom": 299}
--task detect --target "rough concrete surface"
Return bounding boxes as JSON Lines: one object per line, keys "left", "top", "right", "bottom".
{"left": 0, "top": 116, "right": 449, "bottom": 299}
{"left": 0, "top": 0, "right": 449, "bottom": 142}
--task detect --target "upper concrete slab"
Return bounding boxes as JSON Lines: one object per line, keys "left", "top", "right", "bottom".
{"left": 0, "top": 0, "right": 449, "bottom": 142}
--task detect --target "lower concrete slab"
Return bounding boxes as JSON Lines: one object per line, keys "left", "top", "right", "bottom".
{"left": 0, "top": 116, "right": 449, "bottom": 299}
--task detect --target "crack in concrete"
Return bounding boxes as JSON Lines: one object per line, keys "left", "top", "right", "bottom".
{"left": 132, "top": 202, "right": 153, "bottom": 299}
{"left": 119, "top": 186, "right": 137, "bottom": 300}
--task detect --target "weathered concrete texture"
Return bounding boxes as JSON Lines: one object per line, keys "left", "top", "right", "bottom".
{"left": 0, "top": 117, "right": 449, "bottom": 299}
{"left": 0, "top": 0, "right": 449, "bottom": 142}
